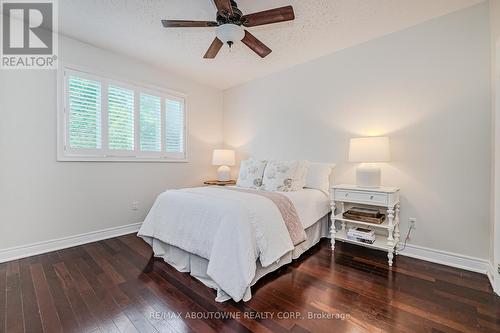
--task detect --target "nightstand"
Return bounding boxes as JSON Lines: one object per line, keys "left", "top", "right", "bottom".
{"left": 204, "top": 180, "right": 237, "bottom": 186}
{"left": 331, "top": 184, "right": 401, "bottom": 266}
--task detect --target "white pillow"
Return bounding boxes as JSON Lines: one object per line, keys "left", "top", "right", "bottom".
{"left": 305, "top": 163, "right": 335, "bottom": 194}
{"left": 236, "top": 159, "right": 267, "bottom": 188}
{"left": 262, "top": 160, "right": 309, "bottom": 192}
{"left": 294, "top": 160, "right": 309, "bottom": 190}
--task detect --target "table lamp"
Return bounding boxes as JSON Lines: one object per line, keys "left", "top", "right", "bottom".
{"left": 348, "top": 137, "right": 390, "bottom": 188}
{"left": 212, "top": 149, "right": 235, "bottom": 181}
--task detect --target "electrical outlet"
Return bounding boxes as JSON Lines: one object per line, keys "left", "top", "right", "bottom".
{"left": 409, "top": 218, "right": 417, "bottom": 229}
{"left": 132, "top": 201, "right": 139, "bottom": 211}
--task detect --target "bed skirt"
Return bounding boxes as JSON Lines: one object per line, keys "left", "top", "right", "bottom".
{"left": 149, "top": 215, "right": 331, "bottom": 302}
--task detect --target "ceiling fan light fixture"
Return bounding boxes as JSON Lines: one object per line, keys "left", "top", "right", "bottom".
{"left": 216, "top": 23, "right": 244, "bottom": 46}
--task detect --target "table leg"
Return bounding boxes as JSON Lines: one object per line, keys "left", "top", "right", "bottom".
{"left": 340, "top": 202, "right": 346, "bottom": 231}
{"left": 387, "top": 206, "right": 395, "bottom": 266}
{"left": 394, "top": 203, "right": 401, "bottom": 254}
{"left": 330, "top": 200, "right": 336, "bottom": 251}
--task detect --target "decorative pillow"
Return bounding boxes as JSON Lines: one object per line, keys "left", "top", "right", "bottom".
{"left": 305, "top": 163, "right": 335, "bottom": 194}
{"left": 236, "top": 159, "right": 267, "bottom": 188}
{"left": 262, "top": 160, "right": 309, "bottom": 192}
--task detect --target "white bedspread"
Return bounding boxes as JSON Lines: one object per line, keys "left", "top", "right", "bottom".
{"left": 281, "top": 188, "right": 331, "bottom": 229}
{"left": 138, "top": 186, "right": 330, "bottom": 302}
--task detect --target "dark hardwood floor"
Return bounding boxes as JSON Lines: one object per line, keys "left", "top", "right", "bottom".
{"left": 1, "top": 235, "right": 499, "bottom": 333}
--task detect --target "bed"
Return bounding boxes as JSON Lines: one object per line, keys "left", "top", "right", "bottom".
{"left": 138, "top": 185, "right": 332, "bottom": 302}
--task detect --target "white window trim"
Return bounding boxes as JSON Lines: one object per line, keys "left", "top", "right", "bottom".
{"left": 57, "top": 64, "right": 188, "bottom": 162}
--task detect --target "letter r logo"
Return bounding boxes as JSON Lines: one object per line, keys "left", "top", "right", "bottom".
{"left": 2, "top": 1, "right": 53, "bottom": 55}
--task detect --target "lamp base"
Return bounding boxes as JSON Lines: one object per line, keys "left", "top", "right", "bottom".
{"left": 356, "top": 164, "right": 381, "bottom": 188}
{"left": 217, "top": 165, "right": 231, "bottom": 181}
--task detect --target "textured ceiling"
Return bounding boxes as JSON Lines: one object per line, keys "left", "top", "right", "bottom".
{"left": 60, "top": 0, "right": 485, "bottom": 90}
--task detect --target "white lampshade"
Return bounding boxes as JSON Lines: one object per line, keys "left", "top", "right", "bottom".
{"left": 216, "top": 24, "right": 244, "bottom": 45}
{"left": 212, "top": 149, "right": 235, "bottom": 166}
{"left": 349, "top": 137, "right": 390, "bottom": 163}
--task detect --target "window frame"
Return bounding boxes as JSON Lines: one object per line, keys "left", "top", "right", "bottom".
{"left": 57, "top": 65, "right": 188, "bottom": 162}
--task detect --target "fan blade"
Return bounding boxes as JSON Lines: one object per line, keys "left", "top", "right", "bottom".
{"left": 161, "top": 20, "right": 218, "bottom": 28}
{"left": 204, "top": 37, "right": 224, "bottom": 58}
{"left": 242, "top": 6, "right": 295, "bottom": 27}
{"left": 241, "top": 30, "right": 272, "bottom": 58}
{"left": 213, "top": 0, "right": 234, "bottom": 16}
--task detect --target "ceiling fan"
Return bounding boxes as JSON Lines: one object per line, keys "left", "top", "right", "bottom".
{"left": 161, "top": 0, "right": 295, "bottom": 59}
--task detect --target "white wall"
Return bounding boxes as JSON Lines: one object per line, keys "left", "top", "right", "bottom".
{"left": 0, "top": 36, "right": 223, "bottom": 251}
{"left": 490, "top": 0, "right": 500, "bottom": 292}
{"left": 224, "top": 4, "right": 491, "bottom": 259}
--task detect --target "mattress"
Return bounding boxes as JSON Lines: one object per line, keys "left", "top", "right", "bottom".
{"left": 150, "top": 215, "right": 331, "bottom": 302}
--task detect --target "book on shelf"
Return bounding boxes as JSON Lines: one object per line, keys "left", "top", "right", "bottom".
{"left": 348, "top": 233, "right": 375, "bottom": 241}
{"left": 347, "top": 235, "right": 375, "bottom": 243}
{"left": 348, "top": 227, "right": 375, "bottom": 235}
{"left": 346, "top": 235, "right": 375, "bottom": 244}
{"left": 347, "top": 227, "right": 375, "bottom": 241}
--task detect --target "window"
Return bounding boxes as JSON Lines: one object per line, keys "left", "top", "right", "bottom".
{"left": 166, "top": 98, "right": 184, "bottom": 153}
{"left": 140, "top": 93, "right": 162, "bottom": 152}
{"left": 67, "top": 75, "right": 102, "bottom": 150}
{"left": 108, "top": 85, "right": 135, "bottom": 151}
{"left": 59, "top": 67, "right": 187, "bottom": 161}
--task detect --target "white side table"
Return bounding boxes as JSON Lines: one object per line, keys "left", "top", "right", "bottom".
{"left": 330, "top": 184, "right": 401, "bottom": 266}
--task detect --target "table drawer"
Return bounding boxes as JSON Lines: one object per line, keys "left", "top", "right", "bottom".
{"left": 335, "top": 189, "right": 388, "bottom": 205}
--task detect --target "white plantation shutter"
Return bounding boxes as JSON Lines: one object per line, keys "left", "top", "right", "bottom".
{"left": 61, "top": 68, "right": 187, "bottom": 161}
{"left": 108, "top": 85, "right": 134, "bottom": 151}
{"left": 165, "top": 98, "right": 184, "bottom": 153}
{"left": 67, "top": 76, "right": 102, "bottom": 149}
{"left": 140, "top": 93, "right": 161, "bottom": 152}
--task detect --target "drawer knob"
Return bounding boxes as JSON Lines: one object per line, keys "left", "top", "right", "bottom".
{"left": 370, "top": 195, "right": 374, "bottom": 200}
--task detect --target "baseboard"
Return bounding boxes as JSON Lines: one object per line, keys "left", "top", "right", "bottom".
{"left": 399, "top": 243, "right": 490, "bottom": 274}
{"left": 1, "top": 223, "right": 498, "bottom": 294}
{"left": 487, "top": 262, "right": 498, "bottom": 295}
{"left": 0, "top": 222, "right": 142, "bottom": 263}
